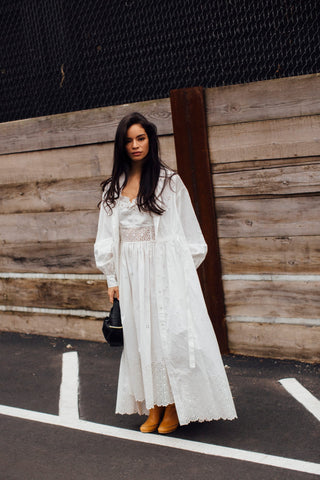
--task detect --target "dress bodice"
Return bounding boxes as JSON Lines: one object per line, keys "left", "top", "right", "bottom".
{"left": 119, "top": 195, "right": 155, "bottom": 242}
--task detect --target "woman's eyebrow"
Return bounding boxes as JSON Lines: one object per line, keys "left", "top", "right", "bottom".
{"left": 126, "top": 134, "right": 146, "bottom": 140}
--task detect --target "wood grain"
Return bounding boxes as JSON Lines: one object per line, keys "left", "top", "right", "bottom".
{"left": 0, "top": 177, "right": 103, "bottom": 214}
{"left": 227, "top": 321, "right": 320, "bottom": 362}
{"left": 219, "top": 236, "right": 320, "bottom": 274}
{"left": 212, "top": 155, "right": 320, "bottom": 174}
{"left": 0, "top": 311, "right": 105, "bottom": 343}
{"left": 0, "top": 136, "right": 176, "bottom": 186}
{"left": 0, "top": 278, "right": 110, "bottom": 310}
{"left": 0, "top": 144, "right": 111, "bottom": 185}
{"left": 0, "top": 98, "right": 173, "bottom": 154}
{"left": 209, "top": 115, "right": 320, "bottom": 164}
{"left": 0, "top": 210, "right": 99, "bottom": 244}
{"left": 213, "top": 163, "right": 320, "bottom": 197}
{"left": 159, "top": 136, "right": 177, "bottom": 169}
{"left": 223, "top": 279, "right": 320, "bottom": 318}
{"left": 216, "top": 196, "right": 320, "bottom": 238}
{"left": 0, "top": 241, "right": 98, "bottom": 273}
{"left": 206, "top": 73, "right": 320, "bottom": 126}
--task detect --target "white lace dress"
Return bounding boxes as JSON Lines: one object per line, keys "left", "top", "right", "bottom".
{"left": 95, "top": 173, "right": 237, "bottom": 426}
{"left": 113, "top": 193, "right": 237, "bottom": 425}
{"left": 115, "top": 195, "right": 175, "bottom": 415}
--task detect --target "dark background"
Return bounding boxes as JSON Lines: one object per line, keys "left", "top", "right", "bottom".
{"left": 1, "top": 0, "right": 319, "bottom": 123}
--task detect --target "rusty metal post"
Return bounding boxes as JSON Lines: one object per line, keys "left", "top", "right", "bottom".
{"left": 170, "top": 86, "right": 229, "bottom": 353}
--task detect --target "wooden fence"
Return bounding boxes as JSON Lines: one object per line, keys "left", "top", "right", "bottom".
{"left": 0, "top": 101, "right": 177, "bottom": 341}
{"left": 0, "top": 73, "right": 319, "bottom": 361}
{"left": 208, "top": 73, "right": 320, "bottom": 362}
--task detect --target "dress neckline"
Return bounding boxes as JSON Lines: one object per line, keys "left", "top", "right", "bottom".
{"left": 120, "top": 194, "right": 137, "bottom": 204}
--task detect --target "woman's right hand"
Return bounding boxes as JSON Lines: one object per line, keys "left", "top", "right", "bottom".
{"left": 108, "top": 286, "right": 119, "bottom": 304}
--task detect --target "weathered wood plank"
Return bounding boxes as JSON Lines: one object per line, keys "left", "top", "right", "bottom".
{"left": 206, "top": 73, "right": 320, "bottom": 126}
{"left": 227, "top": 322, "right": 320, "bottom": 362}
{"left": 219, "top": 236, "right": 320, "bottom": 274}
{"left": 209, "top": 115, "right": 320, "bottom": 164}
{"left": 0, "top": 242, "right": 98, "bottom": 273}
{"left": 0, "top": 278, "right": 110, "bottom": 310}
{"left": 0, "top": 210, "right": 99, "bottom": 244}
{"left": 0, "top": 136, "right": 176, "bottom": 185}
{"left": 0, "top": 311, "right": 105, "bottom": 342}
{"left": 216, "top": 196, "right": 320, "bottom": 238}
{"left": 212, "top": 155, "right": 320, "bottom": 174}
{"left": 213, "top": 163, "right": 320, "bottom": 197}
{"left": 2, "top": 197, "right": 319, "bottom": 258}
{"left": 160, "top": 136, "right": 177, "bottom": 169}
{"left": 223, "top": 279, "right": 320, "bottom": 319}
{"left": 0, "top": 98, "right": 173, "bottom": 154}
{"left": 0, "top": 177, "right": 103, "bottom": 214}
{"left": 0, "top": 144, "right": 111, "bottom": 185}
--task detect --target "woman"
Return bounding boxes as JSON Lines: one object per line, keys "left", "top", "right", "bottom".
{"left": 94, "top": 112, "right": 237, "bottom": 434}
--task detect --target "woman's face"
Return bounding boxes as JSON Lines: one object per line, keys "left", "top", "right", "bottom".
{"left": 125, "top": 123, "right": 149, "bottom": 163}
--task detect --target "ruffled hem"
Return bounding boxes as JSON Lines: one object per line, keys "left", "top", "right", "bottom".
{"left": 178, "top": 413, "right": 238, "bottom": 426}
{"left": 115, "top": 407, "right": 238, "bottom": 426}
{"left": 115, "top": 390, "right": 238, "bottom": 426}
{"left": 115, "top": 400, "right": 173, "bottom": 416}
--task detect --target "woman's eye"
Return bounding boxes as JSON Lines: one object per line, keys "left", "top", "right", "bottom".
{"left": 138, "top": 136, "right": 146, "bottom": 141}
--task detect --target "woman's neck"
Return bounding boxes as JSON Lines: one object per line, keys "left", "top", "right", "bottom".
{"left": 129, "top": 162, "right": 143, "bottom": 177}
{"left": 121, "top": 163, "right": 142, "bottom": 200}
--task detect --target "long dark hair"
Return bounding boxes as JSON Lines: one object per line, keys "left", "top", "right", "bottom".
{"left": 101, "top": 112, "right": 172, "bottom": 215}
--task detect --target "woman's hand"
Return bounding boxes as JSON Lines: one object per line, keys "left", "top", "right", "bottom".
{"left": 108, "top": 286, "right": 119, "bottom": 304}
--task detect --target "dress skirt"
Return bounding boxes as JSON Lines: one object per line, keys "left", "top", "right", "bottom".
{"left": 115, "top": 233, "right": 237, "bottom": 425}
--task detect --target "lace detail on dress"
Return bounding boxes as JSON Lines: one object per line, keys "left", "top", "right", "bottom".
{"left": 147, "top": 362, "right": 175, "bottom": 408}
{"left": 175, "top": 371, "right": 238, "bottom": 425}
{"left": 121, "top": 226, "right": 155, "bottom": 242}
{"left": 119, "top": 194, "right": 137, "bottom": 210}
{"left": 115, "top": 361, "right": 174, "bottom": 415}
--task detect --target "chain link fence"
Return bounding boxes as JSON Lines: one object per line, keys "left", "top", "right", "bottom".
{"left": 1, "top": 0, "right": 319, "bottom": 123}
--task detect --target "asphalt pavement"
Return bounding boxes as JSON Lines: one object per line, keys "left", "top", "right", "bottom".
{"left": 0, "top": 331, "right": 319, "bottom": 480}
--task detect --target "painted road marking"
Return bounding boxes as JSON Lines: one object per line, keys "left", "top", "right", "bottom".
{"left": 1, "top": 352, "right": 319, "bottom": 475}
{"left": 59, "top": 352, "right": 79, "bottom": 420}
{"left": 0, "top": 404, "right": 320, "bottom": 475}
{"left": 279, "top": 378, "right": 320, "bottom": 422}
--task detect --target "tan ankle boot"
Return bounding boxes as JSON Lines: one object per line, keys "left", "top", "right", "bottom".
{"left": 158, "top": 403, "right": 179, "bottom": 434}
{"left": 140, "top": 405, "right": 165, "bottom": 433}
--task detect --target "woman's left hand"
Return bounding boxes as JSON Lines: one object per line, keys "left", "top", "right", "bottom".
{"left": 108, "top": 286, "right": 119, "bottom": 304}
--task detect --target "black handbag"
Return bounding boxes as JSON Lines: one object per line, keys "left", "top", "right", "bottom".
{"left": 102, "top": 298, "right": 123, "bottom": 346}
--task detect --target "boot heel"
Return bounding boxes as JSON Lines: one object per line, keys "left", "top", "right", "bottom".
{"left": 158, "top": 404, "right": 179, "bottom": 434}
{"left": 140, "top": 406, "right": 165, "bottom": 433}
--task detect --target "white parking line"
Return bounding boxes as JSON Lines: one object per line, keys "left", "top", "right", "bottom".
{"left": 59, "top": 352, "right": 79, "bottom": 420}
{"left": 1, "top": 353, "right": 320, "bottom": 475}
{"left": 279, "top": 378, "right": 320, "bottom": 422}
{"left": 0, "top": 404, "right": 320, "bottom": 475}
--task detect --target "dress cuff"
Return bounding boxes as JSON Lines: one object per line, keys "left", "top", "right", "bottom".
{"left": 106, "top": 274, "right": 118, "bottom": 288}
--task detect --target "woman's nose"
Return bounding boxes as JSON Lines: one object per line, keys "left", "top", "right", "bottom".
{"left": 132, "top": 139, "right": 138, "bottom": 148}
